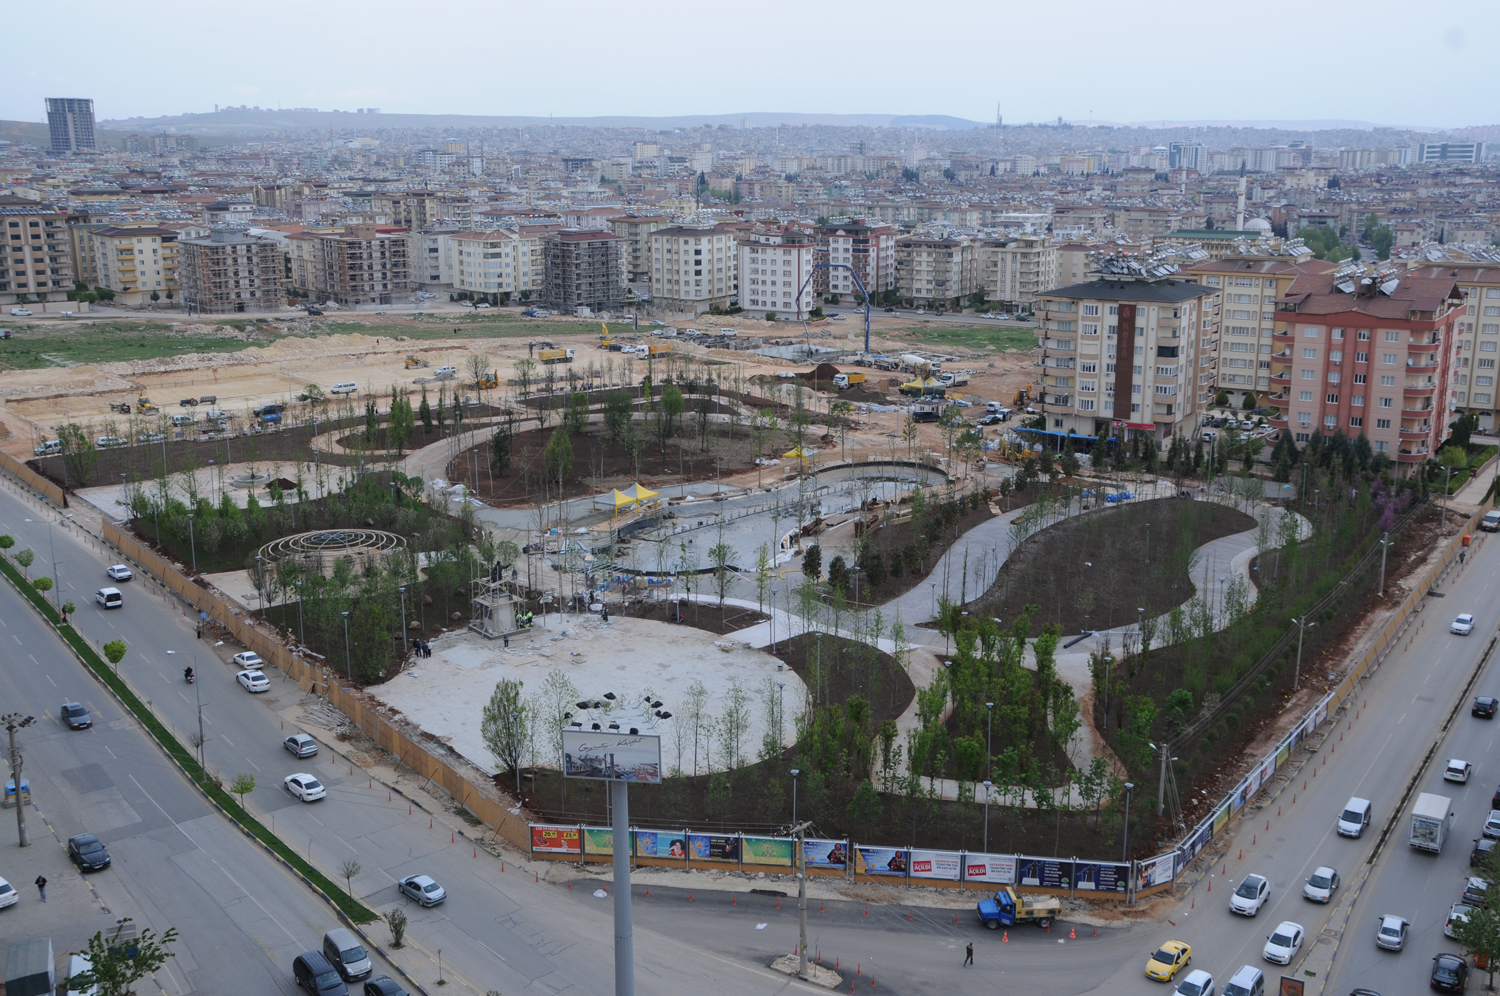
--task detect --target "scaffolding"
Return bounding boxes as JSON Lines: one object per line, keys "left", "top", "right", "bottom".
{"left": 469, "top": 576, "right": 523, "bottom": 638}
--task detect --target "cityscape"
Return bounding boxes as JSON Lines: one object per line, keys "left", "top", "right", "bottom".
{"left": 3, "top": 8, "right": 1500, "bottom": 993}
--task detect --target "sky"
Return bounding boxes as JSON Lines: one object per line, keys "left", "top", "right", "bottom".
{"left": 7, "top": 0, "right": 1499, "bottom": 129}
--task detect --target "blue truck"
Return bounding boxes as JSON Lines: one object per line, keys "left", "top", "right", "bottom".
{"left": 976, "top": 886, "right": 1061, "bottom": 930}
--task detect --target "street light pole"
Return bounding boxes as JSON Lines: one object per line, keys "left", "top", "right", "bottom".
{"left": 1122, "top": 781, "right": 1134, "bottom": 863}
{"left": 982, "top": 780, "right": 992, "bottom": 852}
{"left": 791, "top": 768, "right": 799, "bottom": 827}
{"left": 985, "top": 702, "right": 994, "bottom": 781}
{"left": 3, "top": 713, "right": 36, "bottom": 846}
{"left": 341, "top": 610, "right": 351, "bottom": 681}
{"left": 769, "top": 588, "right": 778, "bottom": 654}
{"left": 399, "top": 586, "right": 408, "bottom": 657}
{"left": 187, "top": 513, "right": 197, "bottom": 574}
{"left": 1378, "top": 532, "right": 1390, "bottom": 597}
{"left": 295, "top": 581, "right": 305, "bottom": 646}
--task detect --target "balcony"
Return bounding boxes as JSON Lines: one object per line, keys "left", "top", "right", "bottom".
{"left": 1273, "top": 329, "right": 1295, "bottom": 343}
{"left": 1269, "top": 414, "right": 1289, "bottom": 429}
{"left": 1269, "top": 372, "right": 1290, "bottom": 386}
{"left": 1402, "top": 382, "right": 1435, "bottom": 397}
{"left": 1400, "top": 424, "right": 1431, "bottom": 438}
{"left": 1044, "top": 393, "right": 1072, "bottom": 407}
{"left": 1396, "top": 449, "right": 1429, "bottom": 464}
{"left": 1405, "top": 358, "right": 1439, "bottom": 371}
{"left": 1402, "top": 401, "right": 1434, "bottom": 415}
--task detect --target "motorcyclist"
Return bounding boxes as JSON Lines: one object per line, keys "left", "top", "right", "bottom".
{"left": 184, "top": 666, "right": 194, "bottom": 681}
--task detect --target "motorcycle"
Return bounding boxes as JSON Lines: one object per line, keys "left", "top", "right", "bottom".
{"left": 184, "top": 668, "right": 195, "bottom": 684}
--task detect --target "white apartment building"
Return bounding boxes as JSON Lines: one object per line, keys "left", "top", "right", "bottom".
{"left": 648, "top": 226, "right": 736, "bottom": 313}
{"left": 977, "top": 234, "right": 1058, "bottom": 309}
{"left": 817, "top": 220, "right": 896, "bottom": 301}
{"left": 739, "top": 229, "right": 817, "bottom": 317}
{"left": 449, "top": 229, "right": 547, "bottom": 299}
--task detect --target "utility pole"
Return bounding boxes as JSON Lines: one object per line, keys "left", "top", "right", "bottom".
{"left": 3, "top": 713, "right": 36, "bottom": 846}
{"left": 1378, "top": 532, "right": 1390, "bottom": 597}
{"left": 792, "top": 819, "right": 813, "bottom": 980}
{"left": 1293, "top": 617, "right": 1314, "bottom": 692}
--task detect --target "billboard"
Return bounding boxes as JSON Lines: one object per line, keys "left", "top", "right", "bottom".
{"left": 561, "top": 730, "right": 662, "bottom": 783}
{"left": 1016, "top": 856, "right": 1073, "bottom": 889}
{"left": 854, "top": 846, "right": 909, "bottom": 878}
{"left": 909, "top": 849, "right": 962, "bottom": 882}
{"left": 1137, "top": 852, "right": 1175, "bottom": 890}
{"left": 531, "top": 824, "right": 581, "bottom": 855}
{"left": 1073, "top": 861, "right": 1129, "bottom": 893}
{"left": 634, "top": 830, "right": 687, "bottom": 860}
{"left": 583, "top": 827, "right": 615, "bottom": 856}
{"left": 688, "top": 833, "right": 740, "bottom": 863}
{"left": 962, "top": 853, "right": 1015, "bottom": 885}
{"left": 741, "top": 837, "right": 794, "bottom": 868}
{"left": 801, "top": 839, "right": 849, "bottom": 869}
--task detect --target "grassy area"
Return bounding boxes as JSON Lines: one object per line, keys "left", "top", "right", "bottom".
{"left": 0, "top": 549, "right": 378, "bottom": 924}
{"left": 328, "top": 312, "right": 611, "bottom": 342}
{"left": 893, "top": 323, "right": 1038, "bottom": 353}
{"left": 0, "top": 321, "right": 274, "bottom": 370}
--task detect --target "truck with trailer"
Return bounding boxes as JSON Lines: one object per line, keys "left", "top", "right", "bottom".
{"left": 1410, "top": 792, "right": 1454, "bottom": 852}
{"left": 833, "top": 372, "right": 866, "bottom": 390}
{"left": 538, "top": 348, "right": 576, "bottom": 364}
{"left": 976, "top": 887, "right": 1061, "bottom": 930}
{"left": 648, "top": 343, "right": 672, "bottom": 356}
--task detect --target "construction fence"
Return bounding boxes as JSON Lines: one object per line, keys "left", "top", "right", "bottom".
{"left": 0, "top": 450, "right": 66, "bottom": 507}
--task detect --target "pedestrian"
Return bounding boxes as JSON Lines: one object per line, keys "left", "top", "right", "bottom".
{"left": 35, "top": 875, "right": 46, "bottom": 902}
{"left": 1461, "top": 550, "right": 1467, "bottom": 564}
{"left": 602, "top": 605, "right": 609, "bottom": 623}
{"left": 503, "top": 633, "right": 510, "bottom": 648}
{"left": 964, "top": 942, "right": 972, "bottom": 967}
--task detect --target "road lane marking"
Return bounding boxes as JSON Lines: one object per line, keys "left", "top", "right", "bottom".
{"left": 45, "top": 674, "right": 56, "bottom": 687}
{"left": 104, "top": 745, "right": 117, "bottom": 760}
{"left": 11, "top": 634, "right": 20, "bottom": 645}
{"left": 220, "top": 734, "right": 233, "bottom": 747}
{"left": 246, "top": 757, "right": 260, "bottom": 771}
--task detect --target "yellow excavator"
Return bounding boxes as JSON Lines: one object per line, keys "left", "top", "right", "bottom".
{"left": 135, "top": 396, "right": 157, "bottom": 414}
{"left": 404, "top": 354, "right": 429, "bottom": 369}
{"left": 598, "top": 322, "right": 616, "bottom": 349}
{"left": 1013, "top": 383, "right": 1033, "bottom": 408}
{"left": 473, "top": 370, "right": 499, "bottom": 390}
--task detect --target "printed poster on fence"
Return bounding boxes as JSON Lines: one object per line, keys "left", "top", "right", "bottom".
{"left": 583, "top": 827, "right": 614, "bottom": 856}
{"left": 1212, "top": 800, "right": 1231, "bottom": 835}
{"left": 1137, "top": 852, "right": 1175, "bottom": 890}
{"left": 963, "top": 853, "right": 1015, "bottom": 885}
{"left": 854, "top": 846, "right": 909, "bottom": 877}
{"left": 634, "top": 830, "right": 686, "bottom": 859}
{"left": 908, "top": 849, "right": 962, "bottom": 881}
{"left": 531, "top": 824, "right": 581, "bottom": 854}
{"left": 741, "top": 837, "right": 793, "bottom": 868}
{"left": 688, "top": 833, "right": 740, "bottom": 863}
{"left": 1017, "top": 856, "right": 1073, "bottom": 889}
{"left": 1073, "top": 861, "right": 1128, "bottom": 893}
{"left": 801, "top": 839, "right": 849, "bottom": 869}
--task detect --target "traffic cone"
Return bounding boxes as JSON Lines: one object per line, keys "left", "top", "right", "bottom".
{"left": 821, "top": 903, "right": 825, "bottom": 913}
{"left": 689, "top": 892, "right": 694, "bottom": 901}
{"left": 732, "top": 895, "right": 737, "bottom": 905}
{"left": 857, "top": 964, "right": 861, "bottom": 975}
{"left": 1238, "top": 849, "right": 1242, "bottom": 861}
{"left": 864, "top": 906, "right": 868, "bottom": 916}
{"left": 567, "top": 880, "right": 571, "bottom": 890}
{"left": 1069, "top": 926, "right": 1076, "bottom": 938}
{"left": 1002, "top": 931, "right": 1008, "bottom": 942}
{"left": 777, "top": 900, "right": 781, "bottom": 909}
{"left": 1092, "top": 927, "right": 1097, "bottom": 937}
{"left": 1252, "top": 835, "right": 1256, "bottom": 846}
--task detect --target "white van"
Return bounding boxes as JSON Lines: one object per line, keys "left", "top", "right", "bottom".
{"left": 330, "top": 382, "right": 358, "bottom": 395}
{"left": 94, "top": 587, "right": 123, "bottom": 609}
{"left": 33, "top": 440, "right": 61, "bottom": 456}
{"left": 171, "top": 414, "right": 196, "bottom": 428}
{"left": 1482, "top": 510, "right": 1500, "bottom": 533}
{"left": 1337, "top": 797, "right": 1371, "bottom": 837}
{"left": 1222, "top": 964, "right": 1264, "bottom": 996}
{"left": 204, "top": 409, "right": 228, "bottom": 421}
{"left": 66, "top": 954, "right": 97, "bottom": 996}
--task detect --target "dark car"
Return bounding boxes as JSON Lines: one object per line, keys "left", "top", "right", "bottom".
{"left": 305, "top": 307, "right": 324, "bottom": 316}
{"left": 293, "top": 952, "right": 349, "bottom": 996}
{"left": 363, "top": 978, "right": 408, "bottom": 996}
{"left": 1475, "top": 697, "right": 1498, "bottom": 719}
{"left": 61, "top": 702, "right": 92, "bottom": 730}
{"left": 67, "top": 833, "right": 111, "bottom": 871}
{"left": 1464, "top": 876, "right": 1490, "bottom": 906}
{"left": 1493, "top": 785, "right": 1500, "bottom": 810}
{"left": 1474, "top": 838, "right": 1497, "bottom": 867}
{"left": 1431, "top": 952, "right": 1469, "bottom": 992}
{"left": 883, "top": 307, "right": 896, "bottom": 313}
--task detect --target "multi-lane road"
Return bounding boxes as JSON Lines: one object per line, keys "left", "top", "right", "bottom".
{"left": 2, "top": 464, "right": 1495, "bottom": 995}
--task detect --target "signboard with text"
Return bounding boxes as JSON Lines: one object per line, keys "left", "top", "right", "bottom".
{"left": 561, "top": 730, "right": 661, "bottom": 783}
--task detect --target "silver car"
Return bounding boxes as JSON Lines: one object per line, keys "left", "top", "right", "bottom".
{"left": 398, "top": 874, "right": 446, "bottom": 906}
{"left": 1302, "top": 867, "right": 1339, "bottom": 903}
{"left": 1375, "top": 914, "right": 1408, "bottom": 950}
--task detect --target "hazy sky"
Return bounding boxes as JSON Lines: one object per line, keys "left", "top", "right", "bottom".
{"left": 9, "top": 0, "right": 1498, "bottom": 128}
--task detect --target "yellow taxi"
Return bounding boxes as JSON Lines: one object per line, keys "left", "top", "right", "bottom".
{"left": 1145, "top": 940, "right": 1192, "bottom": 982}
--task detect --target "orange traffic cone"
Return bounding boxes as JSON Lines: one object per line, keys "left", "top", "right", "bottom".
{"left": 1069, "top": 926, "right": 1076, "bottom": 938}
{"left": 1002, "top": 931, "right": 1008, "bottom": 942}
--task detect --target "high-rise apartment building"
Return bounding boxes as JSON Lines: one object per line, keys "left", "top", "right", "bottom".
{"left": 178, "top": 229, "right": 283, "bottom": 314}
{"left": 317, "top": 226, "right": 411, "bottom": 307}
{"left": 895, "top": 235, "right": 976, "bottom": 308}
{"left": 1405, "top": 261, "right": 1500, "bottom": 431}
{"left": 1419, "top": 142, "right": 1485, "bottom": 164}
{"left": 1265, "top": 263, "right": 1464, "bottom": 472}
{"left": 544, "top": 230, "right": 625, "bottom": 314}
{"left": 977, "top": 234, "right": 1057, "bottom": 309}
{"left": 739, "top": 229, "right": 817, "bottom": 316}
{"left": 1034, "top": 257, "right": 1221, "bottom": 441}
{"left": 45, "top": 98, "right": 96, "bottom": 155}
{"left": 647, "top": 227, "right": 736, "bottom": 314}
{"left": 607, "top": 215, "right": 670, "bottom": 284}
{"left": 89, "top": 225, "right": 179, "bottom": 305}
{"left": 815, "top": 220, "right": 896, "bottom": 301}
{"left": 0, "top": 196, "right": 73, "bottom": 305}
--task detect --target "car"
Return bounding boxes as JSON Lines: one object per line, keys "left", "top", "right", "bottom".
{"left": 1221, "top": 966, "right": 1264, "bottom": 996}
{"left": 1453, "top": 614, "right": 1476, "bottom": 635}
{"left": 94, "top": 587, "right": 123, "bottom": 609}
{"left": 1473, "top": 837, "right": 1496, "bottom": 866}
{"left": 1146, "top": 940, "right": 1193, "bottom": 981}
{"left": 95, "top": 436, "right": 127, "bottom": 448}
{"left": 1449, "top": 903, "right": 1478, "bottom": 938}
{"left": 398, "top": 873, "right": 446, "bottom": 906}
{"left": 284, "top": 773, "right": 326, "bottom": 802}
{"left": 67, "top": 833, "right": 111, "bottom": 871}
{"left": 293, "top": 951, "right": 349, "bottom": 996}
{"left": 883, "top": 307, "right": 896, "bottom": 313}
{"left": 1302, "top": 866, "right": 1340, "bottom": 903}
{"left": 1375, "top": 914, "right": 1409, "bottom": 951}
{"left": 10, "top": 308, "right": 33, "bottom": 317}
{"left": 1446, "top": 759, "right": 1474, "bottom": 783}
{"left": 1230, "top": 874, "right": 1270, "bottom": 915}
{"left": 1174, "top": 969, "right": 1214, "bottom": 996}
{"left": 1475, "top": 697, "right": 1498, "bottom": 719}
{"left": 60, "top": 702, "right": 92, "bottom": 730}
{"left": 284, "top": 733, "right": 319, "bottom": 758}
{"left": 1463, "top": 876, "right": 1490, "bottom": 906}
{"left": 236, "top": 669, "right": 270, "bottom": 692}
{"left": 305, "top": 307, "right": 324, "bottom": 316}
{"left": 0, "top": 875, "right": 17, "bottom": 909}
{"left": 363, "top": 977, "right": 408, "bottom": 996}
{"left": 978, "top": 413, "right": 1003, "bottom": 426}
{"left": 1262, "top": 922, "right": 1303, "bottom": 965}
{"left": 231, "top": 651, "right": 264, "bottom": 668}
{"left": 104, "top": 564, "right": 133, "bottom": 581}
{"left": 1485, "top": 811, "right": 1500, "bottom": 839}
{"left": 1432, "top": 952, "right": 1470, "bottom": 993}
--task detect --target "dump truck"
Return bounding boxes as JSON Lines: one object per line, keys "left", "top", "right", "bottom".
{"left": 833, "top": 372, "right": 866, "bottom": 390}
{"left": 539, "top": 347, "right": 576, "bottom": 364}
{"left": 1410, "top": 792, "right": 1454, "bottom": 853}
{"left": 976, "top": 887, "right": 1061, "bottom": 930}
{"left": 404, "top": 354, "right": 429, "bottom": 369}
{"left": 648, "top": 343, "right": 672, "bottom": 356}
{"left": 939, "top": 371, "right": 970, "bottom": 388}
{"left": 135, "top": 396, "right": 157, "bottom": 414}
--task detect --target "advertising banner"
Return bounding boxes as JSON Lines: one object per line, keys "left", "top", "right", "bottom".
{"left": 1186, "top": 820, "right": 1213, "bottom": 860}
{"left": 531, "top": 824, "right": 581, "bottom": 855}
{"left": 854, "top": 846, "right": 909, "bottom": 878}
{"left": 741, "top": 837, "right": 793, "bottom": 868}
{"left": 583, "top": 827, "right": 614, "bottom": 856}
{"left": 561, "top": 730, "right": 662, "bottom": 783}
{"left": 1073, "top": 861, "right": 1129, "bottom": 893}
{"left": 1016, "top": 856, "right": 1074, "bottom": 890}
{"left": 633, "top": 830, "right": 687, "bottom": 860}
{"left": 687, "top": 833, "right": 740, "bottom": 863}
{"left": 801, "top": 839, "right": 849, "bottom": 869}
{"left": 1137, "top": 852, "right": 1176, "bottom": 890}
{"left": 1276, "top": 738, "right": 1291, "bottom": 767}
{"left": 962, "top": 853, "right": 1016, "bottom": 885}
{"left": 1212, "top": 800, "right": 1231, "bottom": 836}
{"left": 909, "top": 849, "right": 962, "bottom": 881}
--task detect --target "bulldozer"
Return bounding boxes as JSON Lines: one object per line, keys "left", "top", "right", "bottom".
{"left": 135, "top": 396, "right": 157, "bottom": 414}
{"left": 404, "top": 354, "right": 429, "bottom": 369}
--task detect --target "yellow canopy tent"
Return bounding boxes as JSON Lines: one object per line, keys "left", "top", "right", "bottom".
{"left": 620, "top": 482, "right": 658, "bottom": 504}
{"left": 782, "top": 445, "right": 816, "bottom": 467}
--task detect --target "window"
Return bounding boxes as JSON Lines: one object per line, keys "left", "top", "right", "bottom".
{"left": 1324, "top": 414, "right": 1338, "bottom": 428}
{"left": 1352, "top": 395, "right": 1364, "bottom": 406}
{"left": 1381, "top": 353, "right": 1397, "bottom": 365}
{"left": 1478, "top": 376, "right": 1494, "bottom": 387}
{"left": 1330, "top": 350, "right": 1343, "bottom": 362}
{"left": 1300, "top": 369, "right": 1315, "bottom": 380}
{"left": 1380, "top": 374, "right": 1395, "bottom": 385}
{"left": 1078, "top": 398, "right": 1096, "bottom": 410}
{"left": 1477, "top": 393, "right": 1494, "bottom": 404}
{"left": 1488, "top": 288, "right": 1500, "bottom": 298}
{"left": 1299, "top": 390, "right": 1313, "bottom": 402}
{"left": 1305, "top": 327, "right": 1320, "bottom": 337}
{"left": 1376, "top": 418, "right": 1391, "bottom": 429}
{"left": 1378, "top": 397, "right": 1393, "bottom": 408}
{"left": 1080, "top": 361, "right": 1097, "bottom": 373}
{"left": 1327, "top": 372, "right": 1341, "bottom": 384}
{"left": 1295, "top": 432, "right": 1311, "bottom": 442}
{"left": 1485, "top": 325, "right": 1500, "bottom": 336}
{"left": 1355, "top": 352, "right": 1369, "bottom": 363}
{"left": 1485, "top": 342, "right": 1498, "bottom": 352}
{"left": 1374, "top": 440, "right": 1389, "bottom": 452}
{"left": 1481, "top": 359, "right": 1496, "bottom": 369}
{"left": 1326, "top": 393, "right": 1340, "bottom": 404}
{"left": 1302, "top": 347, "right": 1318, "bottom": 358}
{"left": 1384, "top": 330, "right": 1399, "bottom": 342}
{"left": 1349, "top": 416, "right": 1363, "bottom": 427}
{"left": 1082, "top": 322, "right": 1100, "bottom": 335}
{"left": 1357, "top": 330, "right": 1370, "bottom": 340}
{"left": 1297, "top": 412, "right": 1312, "bottom": 426}
{"left": 1082, "top": 304, "right": 1099, "bottom": 316}
{"left": 1353, "top": 373, "right": 1367, "bottom": 384}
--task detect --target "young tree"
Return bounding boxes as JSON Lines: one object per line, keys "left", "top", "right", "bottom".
{"left": 418, "top": 386, "right": 432, "bottom": 434}
{"left": 826, "top": 554, "right": 850, "bottom": 596}
{"left": 708, "top": 529, "right": 733, "bottom": 621}
{"left": 69, "top": 920, "right": 178, "bottom": 996}
{"left": 490, "top": 411, "right": 515, "bottom": 476}
{"left": 543, "top": 429, "right": 573, "bottom": 500}
{"left": 229, "top": 773, "right": 256, "bottom": 808}
{"left": 384, "top": 909, "right": 408, "bottom": 949}
{"left": 102, "top": 640, "right": 127, "bottom": 668}
{"left": 802, "top": 543, "right": 822, "bottom": 583}
{"left": 604, "top": 391, "right": 632, "bottom": 444}
{"left": 828, "top": 399, "right": 853, "bottom": 461}
{"left": 339, "top": 859, "right": 362, "bottom": 899}
{"left": 480, "top": 678, "right": 529, "bottom": 779}
{"left": 754, "top": 543, "right": 772, "bottom": 614}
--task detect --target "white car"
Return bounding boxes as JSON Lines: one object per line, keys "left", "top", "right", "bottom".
{"left": 0, "top": 875, "right": 16, "bottom": 909}
{"left": 1262, "top": 922, "right": 1303, "bottom": 965}
{"left": 1230, "top": 874, "right": 1270, "bottom": 915}
{"left": 283, "top": 733, "right": 318, "bottom": 758}
{"left": 105, "top": 565, "right": 133, "bottom": 581}
{"left": 398, "top": 874, "right": 446, "bottom": 906}
{"left": 1483, "top": 810, "right": 1500, "bottom": 839}
{"left": 1453, "top": 613, "right": 1476, "bottom": 635}
{"left": 1447, "top": 902, "right": 1475, "bottom": 939}
{"left": 1445, "top": 759, "right": 1474, "bottom": 783}
{"left": 236, "top": 669, "right": 270, "bottom": 693}
{"left": 9, "top": 308, "right": 33, "bottom": 317}
{"left": 283, "top": 773, "right": 325, "bottom": 802}
{"left": 1375, "top": 914, "right": 1408, "bottom": 951}
{"left": 1174, "top": 969, "right": 1215, "bottom": 996}
{"left": 95, "top": 436, "right": 127, "bottom": 448}
{"left": 231, "top": 651, "right": 263, "bottom": 668}
{"left": 1302, "top": 866, "right": 1340, "bottom": 903}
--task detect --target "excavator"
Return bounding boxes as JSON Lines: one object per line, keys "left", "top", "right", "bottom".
{"left": 135, "top": 396, "right": 157, "bottom": 414}
{"left": 404, "top": 354, "right": 429, "bottom": 369}
{"left": 598, "top": 322, "right": 616, "bottom": 349}
{"left": 473, "top": 369, "right": 499, "bottom": 390}
{"left": 1013, "top": 383, "right": 1034, "bottom": 408}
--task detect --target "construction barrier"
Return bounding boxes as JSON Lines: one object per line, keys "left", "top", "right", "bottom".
{"left": 0, "top": 450, "right": 67, "bottom": 507}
